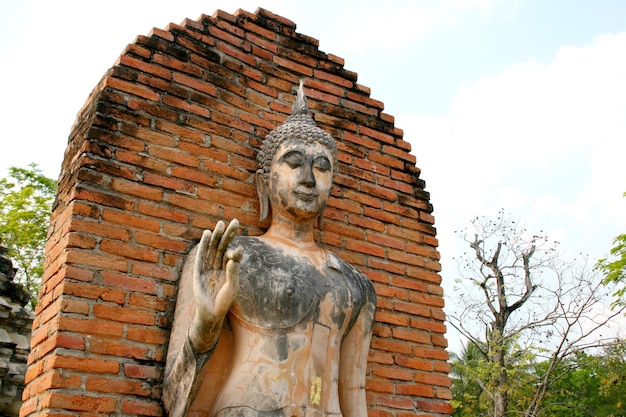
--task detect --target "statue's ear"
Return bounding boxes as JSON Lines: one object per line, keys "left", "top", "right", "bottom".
{"left": 317, "top": 214, "right": 325, "bottom": 231}
{"left": 256, "top": 171, "right": 269, "bottom": 221}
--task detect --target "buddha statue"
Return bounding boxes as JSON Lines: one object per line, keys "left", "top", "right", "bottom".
{"left": 163, "top": 81, "right": 376, "bottom": 417}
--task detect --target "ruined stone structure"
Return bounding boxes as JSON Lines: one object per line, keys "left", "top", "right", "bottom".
{"left": 21, "top": 8, "right": 451, "bottom": 417}
{"left": 0, "top": 244, "right": 34, "bottom": 416}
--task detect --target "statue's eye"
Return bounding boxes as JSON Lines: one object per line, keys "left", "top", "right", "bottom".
{"left": 314, "top": 157, "right": 331, "bottom": 172}
{"left": 282, "top": 151, "right": 304, "bottom": 168}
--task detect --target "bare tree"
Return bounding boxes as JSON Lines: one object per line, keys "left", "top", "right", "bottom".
{"left": 448, "top": 211, "right": 625, "bottom": 417}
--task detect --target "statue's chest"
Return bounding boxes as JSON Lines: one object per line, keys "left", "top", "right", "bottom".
{"left": 231, "top": 239, "right": 359, "bottom": 331}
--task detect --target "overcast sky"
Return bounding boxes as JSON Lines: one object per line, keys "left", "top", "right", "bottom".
{"left": 1, "top": 0, "right": 625, "bottom": 352}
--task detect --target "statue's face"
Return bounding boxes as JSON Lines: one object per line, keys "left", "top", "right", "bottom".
{"left": 268, "top": 138, "right": 334, "bottom": 223}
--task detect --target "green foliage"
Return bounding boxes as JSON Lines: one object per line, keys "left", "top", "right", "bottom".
{"left": 452, "top": 340, "right": 626, "bottom": 417}
{"left": 450, "top": 342, "right": 488, "bottom": 417}
{"left": 450, "top": 339, "right": 538, "bottom": 417}
{"left": 538, "top": 342, "right": 626, "bottom": 416}
{"left": 0, "top": 164, "right": 56, "bottom": 308}
{"left": 597, "top": 193, "right": 626, "bottom": 306}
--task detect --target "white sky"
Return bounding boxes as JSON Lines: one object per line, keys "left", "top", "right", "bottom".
{"left": 1, "top": 0, "right": 625, "bottom": 353}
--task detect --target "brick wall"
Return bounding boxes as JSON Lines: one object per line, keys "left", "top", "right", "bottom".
{"left": 21, "top": 8, "right": 451, "bottom": 417}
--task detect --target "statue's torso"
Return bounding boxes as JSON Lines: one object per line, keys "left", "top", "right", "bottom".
{"left": 209, "top": 237, "right": 370, "bottom": 417}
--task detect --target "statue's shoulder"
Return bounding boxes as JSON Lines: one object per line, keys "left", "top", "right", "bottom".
{"left": 328, "top": 251, "right": 376, "bottom": 299}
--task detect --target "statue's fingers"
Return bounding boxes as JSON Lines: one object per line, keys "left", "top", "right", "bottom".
{"left": 214, "top": 219, "right": 239, "bottom": 269}
{"left": 214, "top": 258, "right": 240, "bottom": 316}
{"left": 225, "top": 258, "right": 240, "bottom": 293}
{"left": 219, "top": 219, "right": 240, "bottom": 251}
{"left": 193, "top": 229, "right": 212, "bottom": 291}
{"left": 223, "top": 245, "right": 244, "bottom": 270}
{"left": 207, "top": 220, "right": 225, "bottom": 269}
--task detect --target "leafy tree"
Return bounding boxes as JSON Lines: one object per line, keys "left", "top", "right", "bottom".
{"left": 450, "top": 339, "right": 536, "bottom": 417}
{"left": 538, "top": 341, "right": 626, "bottom": 416}
{"left": 598, "top": 339, "right": 626, "bottom": 411}
{"left": 448, "top": 210, "right": 625, "bottom": 417}
{"left": 0, "top": 164, "right": 56, "bottom": 308}
{"left": 450, "top": 342, "right": 488, "bottom": 417}
{"left": 597, "top": 192, "right": 626, "bottom": 305}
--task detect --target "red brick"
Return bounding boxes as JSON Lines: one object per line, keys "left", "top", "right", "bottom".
{"left": 436, "top": 388, "right": 453, "bottom": 400}
{"left": 366, "top": 378, "right": 394, "bottom": 394}
{"left": 239, "top": 17, "right": 278, "bottom": 41}
{"left": 395, "top": 356, "right": 433, "bottom": 371}
{"left": 348, "top": 214, "right": 386, "bottom": 233}
{"left": 273, "top": 55, "right": 313, "bottom": 77}
{"left": 410, "top": 318, "right": 447, "bottom": 334}
{"left": 118, "top": 55, "right": 170, "bottom": 79}
{"left": 24, "top": 371, "right": 82, "bottom": 397}
{"left": 131, "top": 262, "right": 177, "bottom": 281}
{"left": 368, "top": 350, "right": 394, "bottom": 365}
{"left": 345, "top": 240, "right": 385, "bottom": 258}
{"left": 173, "top": 72, "right": 218, "bottom": 96}
{"left": 392, "top": 329, "right": 430, "bottom": 346}
{"left": 110, "top": 178, "right": 163, "bottom": 201}
{"left": 100, "top": 240, "right": 159, "bottom": 263}
{"left": 62, "top": 250, "right": 128, "bottom": 272}
{"left": 102, "top": 271, "right": 157, "bottom": 295}
{"left": 415, "top": 399, "right": 453, "bottom": 414}
{"left": 371, "top": 338, "right": 412, "bottom": 355}
{"left": 396, "top": 383, "right": 434, "bottom": 398}
{"left": 88, "top": 338, "right": 151, "bottom": 360}
{"left": 72, "top": 188, "right": 134, "bottom": 211}
{"left": 152, "top": 53, "right": 202, "bottom": 77}
{"left": 124, "top": 363, "right": 159, "bottom": 380}
{"left": 49, "top": 355, "right": 120, "bottom": 374}
{"left": 105, "top": 77, "right": 159, "bottom": 101}
{"left": 61, "top": 282, "right": 126, "bottom": 304}
{"left": 86, "top": 376, "right": 150, "bottom": 396}
{"left": 128, "top": 293, "right": 168, "bottom": 312}
{"left": 360, "top": 182, "right": 398, "bottom": 202}
{"left": 57, "top": 317, "right": 124, "bottom": 337}
{"left": 363, "top": 207, "right": 401, "bottom": 225}
{"left": 375, "top": 311, "right": 409, "bottom": 326}
{"left": 42, "top": 392, "right": 117, "bottom": 413}
{"left": 93, "top": 304, "right": 155, "bottom": 325}
{"left": 102, "top": 210, "right": 161, "bottom": 233}
{"left": 115, "top": 147, "right": 166, "bottom": 170}
{"left": 372, "top": 365, "right": 412, "bottom": 381}
{"left": 409, "top": 292, "right": 446, "bottom": 308}
{"left": 374, "top": 394, "right": 414, "bottom": 410}
{"left": 121, "top": 398, "right": 163, "bottom": 416}
{"left": 412, "top": 347, "right": 450, "bottom": 362}
{"left": 69, "top": 218, "right": 131, "bottom": 242}
{"left": 406, "top": 267, "right": 442, "bottom": 284}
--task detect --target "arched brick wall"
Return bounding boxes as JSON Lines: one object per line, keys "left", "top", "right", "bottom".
{"left": 22, "top": 8, "right": 451, "bottom": 417}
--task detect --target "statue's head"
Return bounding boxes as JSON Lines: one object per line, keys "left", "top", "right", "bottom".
{"left": 256, "top": 81, "right": 338, "bottom": 225}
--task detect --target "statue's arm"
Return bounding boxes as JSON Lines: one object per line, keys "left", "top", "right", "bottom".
{"left": 162, "top": 330, "right": 217, "bottom": 417}
{"left": 163, "top": 220, "right": 242, "bottom": 417}
{"left": 338, "top": 276, "right": 376, "bottom": 416}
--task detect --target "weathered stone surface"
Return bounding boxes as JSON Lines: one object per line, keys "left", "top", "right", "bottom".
{"left": 0, "top": 243, "right": 34, "bottom": 416}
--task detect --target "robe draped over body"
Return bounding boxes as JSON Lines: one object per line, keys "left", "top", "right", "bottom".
{"left": 163, "top": 237, "right": 376, "bottom": 417}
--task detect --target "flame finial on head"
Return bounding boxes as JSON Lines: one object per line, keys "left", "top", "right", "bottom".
{"left": 291, "top": 79, "right": 309, "bottom": 116}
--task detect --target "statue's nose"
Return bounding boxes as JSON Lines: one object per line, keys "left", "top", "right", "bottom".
{"left": 301, "top": 163, "right": 316, "bottom": 187}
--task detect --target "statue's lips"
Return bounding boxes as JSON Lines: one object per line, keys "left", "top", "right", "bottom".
{"left": 293, "top": 190, "right": 317, "bottom": 202}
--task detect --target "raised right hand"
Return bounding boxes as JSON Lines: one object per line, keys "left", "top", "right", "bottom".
{"left": 189, "top": 219, "right": 243, "bottom": 353}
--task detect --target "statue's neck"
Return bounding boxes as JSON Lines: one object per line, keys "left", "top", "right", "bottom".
{"left": 261, "top": 216, "right": 327, "bottom": 269}
{"left": 262, "top": 214, "right": 321, "bottom": 249}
